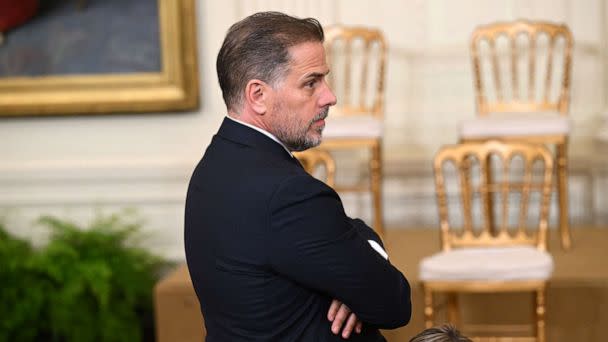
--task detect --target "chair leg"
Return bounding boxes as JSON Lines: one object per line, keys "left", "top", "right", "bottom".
{"left": 447, "top": 293, "right": 460, "bottom": 327}
{"left": 484, "top": 155, "right": 496, "bottom": 234}
{"left": 556, "top": 140, "right": 571, "bottom": 250}
{"left": 424, "top": 287, "right": 434, "bottom": 328}
{"left": 371, "top": 142, "right": 384, "bottom": 238}
{"left": 535, "top": 287, "right": 546, "bottom": 342}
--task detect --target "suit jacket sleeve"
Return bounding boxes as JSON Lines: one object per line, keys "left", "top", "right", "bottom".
{"left": 268, "top": 175, "right": 411, "bottom": 329}
{"left": 349, "top": 217, "right": 385, "bottom": 249}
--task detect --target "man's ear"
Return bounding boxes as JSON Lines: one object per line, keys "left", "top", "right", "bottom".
{"left": 244, "top": 79, "right": 270, "bottom": 115}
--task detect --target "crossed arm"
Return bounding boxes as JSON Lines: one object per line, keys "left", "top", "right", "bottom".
{"left": 268, "top": 175, "right": 411, "bottom": 336}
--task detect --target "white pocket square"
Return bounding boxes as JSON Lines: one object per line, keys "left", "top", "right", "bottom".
{"left": 367, "top": 240, "right": 388, "bottom": 260}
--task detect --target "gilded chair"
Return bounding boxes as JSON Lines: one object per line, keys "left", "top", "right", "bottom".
{"left": 319, "top": 25, "right": 387, "bottom": 237}
{"left": 459, "top": 20, "right": 573, "bottom": 250}
{"left": 294, "top": 149, "right": 336, "bottom": 188}
{"left": 420, "top": 140, "right": 555, "bottom": 342}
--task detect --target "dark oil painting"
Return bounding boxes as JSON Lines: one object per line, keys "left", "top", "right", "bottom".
{"left": 0, "top": 0, "right": 161, "bottom": 77}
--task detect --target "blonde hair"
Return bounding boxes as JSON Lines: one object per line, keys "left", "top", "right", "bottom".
{"left": 409, "top": 325, "right": 472, "bottom": 342}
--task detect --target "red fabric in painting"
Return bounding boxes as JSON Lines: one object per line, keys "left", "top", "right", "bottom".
{"left": 0, "top": 0, "right": 39, "bottom": 32}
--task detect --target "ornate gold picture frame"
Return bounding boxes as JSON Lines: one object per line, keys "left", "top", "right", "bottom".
{"left": 0, "top": 0, "right": 199, "bottom": 116}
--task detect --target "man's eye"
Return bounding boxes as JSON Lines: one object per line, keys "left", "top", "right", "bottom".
{"left": 305, "top": 80, "right": 317, "bottom": 88}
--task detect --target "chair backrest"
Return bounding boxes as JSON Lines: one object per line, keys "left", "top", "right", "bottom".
{"left": 470, "top": 20, "right": 573, "bottom": 116}
{"left": 324, "top": 25, "right": 387, "bottom": 118}
{"left": 433, "top": 140, "right": 554, "bottom": 251}
{"left": 294, "top": 149, "right": 336, "bottom": 187}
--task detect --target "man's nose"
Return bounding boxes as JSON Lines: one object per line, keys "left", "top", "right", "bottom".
{"left": 321, "top": 81, "right": 337, "bottom": 107}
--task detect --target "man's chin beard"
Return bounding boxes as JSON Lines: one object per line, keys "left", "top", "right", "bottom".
{"left": 286, "top": 132, "right": 322, "bottom": 152}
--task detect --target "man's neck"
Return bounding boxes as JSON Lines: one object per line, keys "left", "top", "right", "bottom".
{"left": 226, "top": 115, "right": 293, "bottom": 157}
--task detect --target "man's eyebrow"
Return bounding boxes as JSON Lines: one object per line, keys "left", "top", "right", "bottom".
{"left": 303, "top": 71, "right": 329, "bottom": 80}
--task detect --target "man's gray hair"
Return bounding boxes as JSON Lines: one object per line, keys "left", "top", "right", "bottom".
{"left": 216, "top": 11, "right": 324, "bottom": 112}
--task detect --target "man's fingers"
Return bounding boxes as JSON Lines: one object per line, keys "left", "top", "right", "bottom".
{"left": 331, "top": 303, "right": 351, "bottom": 334}
{"left": 341, "top": 313, "right": 359, "bottom": 339}
{"left": 327, "top": 299, "right": 341, "bottom": 321}
{"left": 328, "top": 300, "right": 363, "bottom": 337}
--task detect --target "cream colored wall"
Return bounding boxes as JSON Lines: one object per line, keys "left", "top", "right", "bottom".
{"left": 600, "top": 0, "right": 608, "bottom": 142}
{"left": 1, "top": 0, "right": 607, "bottom": 260}
{"left": 1, "top": 0, "right": 227, "bottom": 259}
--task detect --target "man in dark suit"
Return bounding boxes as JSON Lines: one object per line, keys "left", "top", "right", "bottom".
{"left": 185, "top": 11, "right": 411, "bottom": 341}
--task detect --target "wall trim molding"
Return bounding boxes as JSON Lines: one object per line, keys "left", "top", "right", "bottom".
{"left": 1, "top": 154, "right": 606, "bottom": 220}
{"left": 391, "top": 41, "right": 601, "bottom": 60}
{"left": 0, "top": 159, "right": 193, "bottom": 207}
{"left": 1, "top": 152, "right": 605, "bottom": 261}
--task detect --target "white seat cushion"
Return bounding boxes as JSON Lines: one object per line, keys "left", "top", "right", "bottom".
{"left": 459, "top": 113, "right": 570, "bottom": 138}
{"left": 419, "top": 246, "right": 554, "bottom": 281}
{"left": 323, "top": 115, "right": 383, "bottom": 139}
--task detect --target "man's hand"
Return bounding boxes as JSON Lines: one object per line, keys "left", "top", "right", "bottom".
{"left": 327, "top": 299, "right": 363, "bottom": 338}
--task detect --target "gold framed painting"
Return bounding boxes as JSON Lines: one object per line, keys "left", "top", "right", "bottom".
{"left": 0, "top": 0, "right": 199, "bottom": 116}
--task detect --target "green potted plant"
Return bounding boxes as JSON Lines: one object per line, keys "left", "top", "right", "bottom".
{"left": 0, "top": 210, "right": 169, "bottom": 342}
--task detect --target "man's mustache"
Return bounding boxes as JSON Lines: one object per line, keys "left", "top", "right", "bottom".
{"left": 313, "top": 107, "right": 329, "bottom": 122}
